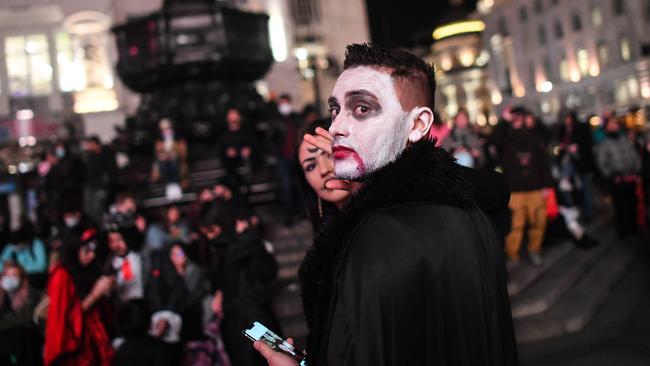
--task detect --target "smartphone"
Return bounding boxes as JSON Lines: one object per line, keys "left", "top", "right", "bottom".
{"left": 244, "top": 322, "right": 306, "bottom": 365}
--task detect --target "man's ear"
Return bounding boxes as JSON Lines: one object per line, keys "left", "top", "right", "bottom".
{"left": 408, "top": 107, "right": 434, "bottom": 143}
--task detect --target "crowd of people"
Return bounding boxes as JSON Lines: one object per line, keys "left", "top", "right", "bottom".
{"left": 0, "top": 76, "right": 649, "bottom": 365}
{"left": 433, "top": 106, "right": 649, "bottom": 268}
{"left": 0, "top": 97, "right": 311, "bottom": 365}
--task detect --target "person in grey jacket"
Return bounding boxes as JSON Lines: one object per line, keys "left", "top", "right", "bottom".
{"left": 596, "top": 115, "right": 642, "bottom": 241}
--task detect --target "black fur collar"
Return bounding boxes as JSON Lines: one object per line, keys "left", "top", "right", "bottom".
{"left": 299, "top": 138, "right": 474, "bottom": 365}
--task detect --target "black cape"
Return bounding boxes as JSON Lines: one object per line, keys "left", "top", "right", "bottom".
{"left": 299, "top": 139, "right": 518, "bottom": 366}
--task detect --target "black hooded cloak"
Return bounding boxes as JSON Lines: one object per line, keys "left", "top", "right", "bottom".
{"left": 299, "top": 139, "right": 518, "bottom": 366}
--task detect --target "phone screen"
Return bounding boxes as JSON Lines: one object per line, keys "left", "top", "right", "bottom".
{"left": 243, "top": 322, "right": 306, "bottom": 363}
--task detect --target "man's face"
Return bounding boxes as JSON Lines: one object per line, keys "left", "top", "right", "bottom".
{"left": 108, "top": 232, "right": 128, "bottom": 257}
{"left": 328, "top": 67, "right": 412, "bottom": 180}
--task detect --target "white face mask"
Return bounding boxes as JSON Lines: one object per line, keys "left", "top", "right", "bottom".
{"left": 1, "top": 276, "right": 20, "bottom": 293}
{"left": 64, "top": 217, "right": 79, "bottom": 228}
{"left": 328, "top": 67, "right": 413, "bottom": 180}
{"left": 278, "top": 103, "right": 293, "bottom": 116}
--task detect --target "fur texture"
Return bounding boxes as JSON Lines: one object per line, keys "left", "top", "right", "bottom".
{"left": 299, "top": 138, "right": 475, "bottom": 365}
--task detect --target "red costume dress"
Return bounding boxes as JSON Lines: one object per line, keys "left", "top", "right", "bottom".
{"left": 44, "top": 265, "right": 114, "bottom": 366}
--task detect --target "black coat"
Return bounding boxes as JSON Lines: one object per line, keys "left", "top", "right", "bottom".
{"left": 557, "top": 122, "right": 595, "bottom": 174}
{"left": 299, "top": 139, "right": 518, "bottom": 366}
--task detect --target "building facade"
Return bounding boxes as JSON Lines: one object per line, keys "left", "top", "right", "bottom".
{"left": 424, "top": 15, "right": 498, "bottom": 126}
{"left": 479, "top": 0, "right": 650, "bottom": 121}
{"left": 0, "top": 0, "right": 370, "bottom": 145}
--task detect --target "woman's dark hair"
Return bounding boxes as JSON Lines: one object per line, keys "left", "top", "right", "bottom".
{"left": 10, "top": 217, "right": 36, "bottom": 257}
{"left": 294, "top": 118, "right": 340, "bottom": 231}
{"left": 59, "top": 229, "right": 101, "bottom": 298}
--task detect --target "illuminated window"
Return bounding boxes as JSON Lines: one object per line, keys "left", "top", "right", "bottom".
{"left": 5, "top": 34, "right": 52, "bottom": 97}
{"left": 56, "top": 32, "right": 86, "bottom": 92}
{"left": 598, "top": 42, "right": 609, "bottom": 67}
{"left": 544, "top": 57, "right": 553, "bottom": 81}
{"left": 577, "top": 48, "right": 589, "bottom": 76}
{"left": 591, "top": 5, "right": 602, "bottom": 27}
{"left": 560, "top": 56, "right": 570, "bottom": 81}
{"left": 627, "top": 76, "right": 638, "bottom": 98}
{"left": 621, "top": 38, "right": 631, "bottom": 61}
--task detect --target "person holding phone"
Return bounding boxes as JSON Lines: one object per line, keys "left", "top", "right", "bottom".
{"left": 256, "top": 44, "right": 517, "bottom": 366}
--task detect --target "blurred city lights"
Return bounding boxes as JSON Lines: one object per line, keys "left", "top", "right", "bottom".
{"left": 267, "top": 0, "right": 288, "bottom": 62}
{"left": 475, "top": 50, "right": 489, "bottom": 67}
{"left": 16, "top": 109, "right": 34, "bottom": 120}
{"left": 432, "top": 20, "right": 486, "bottom": 41}
{"left": 294, "top": 47, "right": 308, "bottom": 61}
{"left": 538, "top": 81, "right": 553, "bottom": 93}
{"left": 491, "top": 90, "right": 503, "bottom": 105}
{"left": 459, "top": 49, "right": 475, "bottom": 67}
{"left": 589, "top": 116, "right": 601, "bottom": 127}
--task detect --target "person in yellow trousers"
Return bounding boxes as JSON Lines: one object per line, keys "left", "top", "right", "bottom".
{"left": 489, "top": 107, "right": 554, "bottom": 268}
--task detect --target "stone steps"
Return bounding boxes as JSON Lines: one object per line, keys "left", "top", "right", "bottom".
{"left": 507, "top": 214, "right": 611, "bottom": 296}
{"left": 510, "top": 224, "right": 615, "bottom": 318}
{"left": 514, "top": 242, "right": 636, "bottom": 343}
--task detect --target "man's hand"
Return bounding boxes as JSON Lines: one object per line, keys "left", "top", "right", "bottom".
{"left": 254, "top": 338, "right": 299, "bottom": 366}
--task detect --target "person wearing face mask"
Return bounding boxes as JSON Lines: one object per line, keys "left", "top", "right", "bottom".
{"left": 0, "top": 261, "right": 44, "bottom": 366}
{"left": 596, "top": 115, "right": 642, "bottom": 243}
{"left": 0, "top": 218, "right": 47, "bottom": 289}
{"left": 272, "top": 94, "right": 305, "bottom": 226}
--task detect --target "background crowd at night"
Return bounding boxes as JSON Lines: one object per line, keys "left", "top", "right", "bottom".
{"left": 0, "top": 0, "right": 649, "bottom": 365}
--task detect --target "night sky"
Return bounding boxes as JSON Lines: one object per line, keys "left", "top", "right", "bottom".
{"left": 365, "top": 0, "right": 478, "bottom": 48}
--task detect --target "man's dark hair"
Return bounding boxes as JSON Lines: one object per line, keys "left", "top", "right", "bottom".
{"left": 85, "top": 136, "right": 101, "bottom": 145}
{"left": 342, "top": 44, "right": 436, "bottom": 111}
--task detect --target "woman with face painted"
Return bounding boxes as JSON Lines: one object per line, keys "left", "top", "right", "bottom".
{"left": 0, "top": 261, "right": 44, "bottom": 366}
{"left": 45, "top": 229, "right": 115, "bottom": 366}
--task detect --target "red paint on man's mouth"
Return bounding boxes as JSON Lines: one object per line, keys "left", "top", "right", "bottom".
{"left": 332, "top": 146, "right": 356, "bottom": 160}
{"left": 332, "top": 146, "right": 365, "bottom": 175}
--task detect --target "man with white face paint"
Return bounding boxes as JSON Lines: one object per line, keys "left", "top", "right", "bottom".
{"left": 255, "top": 44, "right": 518, "bottom": 366}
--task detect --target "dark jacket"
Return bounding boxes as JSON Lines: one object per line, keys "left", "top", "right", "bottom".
{"left": 491, "top": 126, "right": 553, "bottom": 192}
{"left": 299, "top": 139, "right": 518, "bottom": 366}
{"left": 557, "top": 121, "right": 595, "bottom": 173}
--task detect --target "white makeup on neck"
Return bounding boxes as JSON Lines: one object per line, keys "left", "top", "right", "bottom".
{"left": 328, "top": 66, "right": 415, "bottom": 180}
